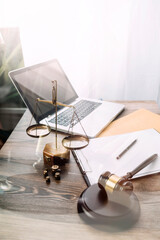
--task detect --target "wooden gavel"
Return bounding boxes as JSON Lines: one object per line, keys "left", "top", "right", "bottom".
{"left": 98, "top": 154, "right": 158, "bottom": 194}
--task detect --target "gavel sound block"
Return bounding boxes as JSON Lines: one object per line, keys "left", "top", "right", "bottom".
{"left": 77, "top": 154, "right": 157, "bottom": 227}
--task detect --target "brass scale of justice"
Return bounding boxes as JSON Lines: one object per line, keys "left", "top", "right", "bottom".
{"left": 26, "top": 80, "right": 157, "bottom": 224}
{"left": 26, "top": 80, "right": 89, "bottom": 165}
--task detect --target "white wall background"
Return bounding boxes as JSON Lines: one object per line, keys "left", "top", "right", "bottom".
{"left": 1, "top": 0, "right": 160, "bottom": 103}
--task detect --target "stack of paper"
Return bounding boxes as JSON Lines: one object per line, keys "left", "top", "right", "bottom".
{"left": 75, "top": 129, "right": 160, "bottom": 186}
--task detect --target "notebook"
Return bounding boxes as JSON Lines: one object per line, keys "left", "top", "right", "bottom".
{"left": 73, "top": 129, "right": 160, "bottom": 186}
{"left": 8, "top": 59, "right": 124, "bottom": 138}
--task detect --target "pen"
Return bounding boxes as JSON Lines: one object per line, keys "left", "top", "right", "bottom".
{"left": 116, "top": 139, "right": 137, "bottom": 159}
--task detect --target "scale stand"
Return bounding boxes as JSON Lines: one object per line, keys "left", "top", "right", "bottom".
{"left": 43, "top": 142, "right": 70, "bottom": 166}
{"left": 26, "top": 80, "right": 89, "bottom": 167}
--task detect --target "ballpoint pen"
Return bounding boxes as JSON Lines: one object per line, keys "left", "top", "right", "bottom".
{"left": 116, "top": 139, "right": 137, "bottom": 159}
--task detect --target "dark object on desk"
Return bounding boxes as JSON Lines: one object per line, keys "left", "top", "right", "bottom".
{"left": 77, "top": 184, "right": 140, "bottom": 229}
{"left": 51, "top": 165, "right": 61, "bottom": 174}
{"left": 43, "top": 169, "right": 48, "bottom": 178}
{"left": 51, "top": 165, "right": 60, "bottom": 173}
{"left": 42, "top": 165, "right": 62, "bottom": 183}
{"left": 45, "top": 176, "right": 50, "bottom": 184}
{"left": 55, "top": 172, "right": 61, "bottom": 180}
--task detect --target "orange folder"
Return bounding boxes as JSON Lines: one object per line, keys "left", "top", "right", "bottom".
{"left": 98, "top": 108, "right": 160, "bottom": 137}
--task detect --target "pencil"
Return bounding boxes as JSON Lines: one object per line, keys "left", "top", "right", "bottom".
{"left": 116, "top": 139, "right": 137, "bottom": 159}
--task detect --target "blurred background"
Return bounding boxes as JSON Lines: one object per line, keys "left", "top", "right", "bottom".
{"left": 0, "top": 28, "right": 25, "bottom": 148}
{"left": 1, "top": 0, "right": 160, "bottom": 147}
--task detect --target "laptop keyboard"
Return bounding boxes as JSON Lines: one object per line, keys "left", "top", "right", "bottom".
{"left": 49, "top": 100, "right": 102, "bottom": 127}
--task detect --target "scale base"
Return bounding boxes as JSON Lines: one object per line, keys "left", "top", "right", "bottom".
{"left": 43, "top": 142, "right": 70, "bottom": 166}
{"left": 78, "top": 184, "right": 140, "bottom": 230}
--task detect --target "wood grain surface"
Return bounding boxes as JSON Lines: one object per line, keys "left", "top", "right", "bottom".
{"left": 0, "top": 101, "right": 160, "bottom": 240}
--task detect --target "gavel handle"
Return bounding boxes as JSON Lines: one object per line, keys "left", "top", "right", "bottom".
{"left": 125, "top": 153, "right": 158, "bottom": 179}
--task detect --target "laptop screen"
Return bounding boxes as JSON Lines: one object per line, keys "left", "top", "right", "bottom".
{"left": 9, "top": 59, "right": 78, "bottom": 122}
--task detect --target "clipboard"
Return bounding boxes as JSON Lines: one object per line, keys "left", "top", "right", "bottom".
{"left": 74, "top": 129, "right": 160, "bottom": 186}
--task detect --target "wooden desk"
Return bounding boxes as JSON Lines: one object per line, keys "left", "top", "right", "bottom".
{"left": 0, "top": 101, "right": 160, "bottom": 240}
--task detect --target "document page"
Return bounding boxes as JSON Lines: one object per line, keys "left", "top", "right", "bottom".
{"left": 74, "top": 129, "right": 160, "bottom": 185}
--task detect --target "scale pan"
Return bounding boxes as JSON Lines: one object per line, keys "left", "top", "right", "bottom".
{"left": 26, "top": 124, "right": 51, "bottom": 138}
{"left": 62, "top": 135, "right": 89, "bottom": 150}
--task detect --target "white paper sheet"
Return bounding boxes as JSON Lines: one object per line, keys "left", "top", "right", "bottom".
{"left": 74, "top": 129, "right": 160, "bottom": 185}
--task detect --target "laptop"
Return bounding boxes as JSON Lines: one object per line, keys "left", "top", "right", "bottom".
{"left": 9, "top": 59, "right": 125, "bottom": 138}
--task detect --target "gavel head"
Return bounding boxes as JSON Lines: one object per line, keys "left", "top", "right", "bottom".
{"left": 98, "top": 171, "right": 133, "bottom": 195}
